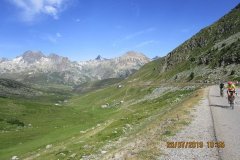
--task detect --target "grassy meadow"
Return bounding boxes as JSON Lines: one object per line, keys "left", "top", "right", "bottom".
{"left": 0, "top": 79, "right": 201, "bottom": 159}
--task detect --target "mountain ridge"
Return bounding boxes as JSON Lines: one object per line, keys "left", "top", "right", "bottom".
{"left": 130, "top": 3, "right": 240, "bottom": 83}
{"left": 0, "top": 51, "right": 150, "bottom": 85}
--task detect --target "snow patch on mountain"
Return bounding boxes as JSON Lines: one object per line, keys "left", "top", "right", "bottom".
{"left": 0, "top": 51, "right": 150, "bottom": 85}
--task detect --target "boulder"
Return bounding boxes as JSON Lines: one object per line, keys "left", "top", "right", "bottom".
{"left": 11, "top": 156, "right": 19, "bottom": 160}
{"left": 101, "top": 151, "right": 107, "bottom": 154}
{"left": 46, "top": 144, "right": 52, "bottom": 149}
{"left": 69, "top": 153, "right": 77, "bottom": 158}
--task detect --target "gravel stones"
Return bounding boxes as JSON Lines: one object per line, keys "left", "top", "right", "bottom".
{"left": 159, "top": 94, "right": 219, "bottom": 160}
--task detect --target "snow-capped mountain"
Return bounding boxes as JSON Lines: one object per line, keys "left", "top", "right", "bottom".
{"left": 0, "top": 51, "right": 150, "bottom": 85}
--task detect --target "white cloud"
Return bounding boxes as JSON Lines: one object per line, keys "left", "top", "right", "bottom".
{"left": 41, "top": 32, "right": 62, "bottom": 43}
{"left": 47, "top": 35, "right": 57, "bottom": 43}
{"left": 10, "top": 0, "right": 69, "bottom": 22}
{"left": 125, "top": 27, "right": 156, "bottom": 40}
{"left": 112, "top": 27, "right": 156, "bottom": 47}
{"left": 135, "top": 40, "right": 159, "bottom": 48}
{"left": 75, "top": 18, "right": 81, "bottom": 22}
{"left": 44, "top": 5, "right": 58, "bottom": 19}
{"left": 56, "top": 32, "right": 62, "bottom": 37}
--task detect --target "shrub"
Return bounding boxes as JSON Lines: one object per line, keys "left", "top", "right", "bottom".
{"left": 163, "top": 130, "right": 171, "bottom": 135}
{"left": 230, "top": 70, "right": 235, "bottom": 75}
{"left": 7, "top": 118, "right": 25, "bottom": 126}
{"left": 174, "top": 75, "right": 178, "bottom": 80}
{"left": 189, "top": 57, "right": 195, "bottom": 62}
{"left": 188, "top": 72, "right": 194, "bottom": 81}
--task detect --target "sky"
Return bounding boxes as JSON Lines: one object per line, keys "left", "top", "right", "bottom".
{"left": 0, "top": 0, "right": 239, "bottom": 61}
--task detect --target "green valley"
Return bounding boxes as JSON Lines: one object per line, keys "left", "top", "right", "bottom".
{"left": 0, "top": 78, "right": 200, "bottom": 159}
{"left": 0, "top": 2, "right": 240, "bottom": 160}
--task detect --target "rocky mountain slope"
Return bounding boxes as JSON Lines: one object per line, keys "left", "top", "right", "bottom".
{"left": 0, "top": 78, "right": 41, "bottom": 98}
{"left": 0, "top": 51, "right": 149, "bottom": 85}
{"left": 131, "top": 3, "right": 240, "bottom": 83}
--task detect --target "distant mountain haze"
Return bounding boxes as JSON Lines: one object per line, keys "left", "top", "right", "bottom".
{"left": 0, "top": 51, "right": 150, "bottom": 85}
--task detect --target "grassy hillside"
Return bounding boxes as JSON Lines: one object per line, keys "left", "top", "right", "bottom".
{"left": 0, "top": 78, "right": 42, "bottom": 98}
{"left": 0, "top": 80, "right": 200, "bottom": 159}
{"left": 130, "top": 3, "right": 240, "bottom": 83}
{"left": 73, "top": 78, "right": 123, "bottom": 94}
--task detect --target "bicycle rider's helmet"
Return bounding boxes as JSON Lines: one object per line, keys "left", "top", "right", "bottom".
{"left": 228, "top": 81, "right": 233, "bottom": 85}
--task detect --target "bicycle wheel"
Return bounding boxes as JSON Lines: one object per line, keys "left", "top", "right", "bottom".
{"left": 220, "top": 88, "right": 224, "bottom": 97}
{"left": 231, "top": 103, "right": 234, "bottom": 109}
{"left": 229, "top": 96, "right": 234, "bottom": 109}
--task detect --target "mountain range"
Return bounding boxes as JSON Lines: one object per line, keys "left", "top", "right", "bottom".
{"left": 1, "top": 4, "right": 240, "bottom": 86}
{"left": 0, "top": 51, "right": 149, "bottom": 85}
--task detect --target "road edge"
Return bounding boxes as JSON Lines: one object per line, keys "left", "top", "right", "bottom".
{"left": 208, "top": 86, "right": 221, "bottom": 160}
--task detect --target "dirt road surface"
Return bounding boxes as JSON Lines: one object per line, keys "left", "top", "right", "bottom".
{"left": 209, "top": 85, "right": 240, "bottom": 160}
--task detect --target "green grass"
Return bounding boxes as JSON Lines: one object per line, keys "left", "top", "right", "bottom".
{"left": 0, "top": 79, "right": 196, "bottom": 159}
{"left": 30, "top": 88, "right": 194, "bottom": 159}
{"left": 0, "top": 94, "right": 117, "bottom": 159}
{"left": 73, "top": 78, "right": 123, "bottom": 94}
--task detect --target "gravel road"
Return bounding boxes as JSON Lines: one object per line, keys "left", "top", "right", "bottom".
{"left": 160, "top": 87, "right": 219, "bottom": 160}
{"left": 209, "top": 85, "right": 240, "bottom": 160}
{"left": 160, "top": 85, "right": 240, "bottom": 160}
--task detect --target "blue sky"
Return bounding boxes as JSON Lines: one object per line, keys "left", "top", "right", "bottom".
{"left": 0, "top": 0, "right": 239, "bottom": 61}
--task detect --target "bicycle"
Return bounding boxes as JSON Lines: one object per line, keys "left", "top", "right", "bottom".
{"left": 220, "top": 88, "right": 224, "bottom": 97}
{"left": 228, "top": 91, "right": 235, "bottom": 109}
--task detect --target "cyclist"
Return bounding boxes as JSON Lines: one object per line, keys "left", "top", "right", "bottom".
{"left": 226, "top": 81, "right": 236, "bottom": 103}
{"left": 219, "top": 81, "right": 224, "bottom": 96}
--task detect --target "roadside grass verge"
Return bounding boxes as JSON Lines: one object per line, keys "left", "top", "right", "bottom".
{"left": 100, "top": 87, "right": 205, "bottom": 160}
{"left": 134, "top": 88, "right": 205, "bottom": 159}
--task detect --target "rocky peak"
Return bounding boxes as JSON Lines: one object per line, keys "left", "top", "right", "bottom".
{"left": 21, "top": 51, "right": 45, "bottom": 63}
{"left": 123, "top": 51, "right": 147, "bottom": 58}
{"left": 48, "top": 53, "right": 70, "bottom": 65}
{"left": 121, "top": 51, "right": 150, "bottom": 62}
{"left": 95, "top": 55, "right": 106, "bottom": 61}
{"left": 152, "top": 56, "right": 160, "bottom": 60}
{"left": 48, "top": 53, "right": 61, "bottom": 59}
